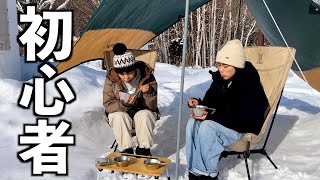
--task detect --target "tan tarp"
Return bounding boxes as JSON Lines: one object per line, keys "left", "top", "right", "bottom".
{"left": 294, "top": 68, "right": 320, "bottom": 92}
{"left": 56, "top": 28, "right": 156, "bottom": 74}
{"left": 226, "top": 46, "right": 296, "bottom": 152}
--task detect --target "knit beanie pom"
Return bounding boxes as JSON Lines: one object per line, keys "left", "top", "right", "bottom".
{"left": 112, "top": 43, "right": 136, "bottom": 72}
{"left": 113, "top": 43, "right": 127, "bottom": 55}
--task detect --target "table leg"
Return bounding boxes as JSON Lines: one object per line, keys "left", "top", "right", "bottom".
{"left": 166, "top": 168, "right": 170, "bottom": 179}
{"left": 97, "top": 169, "right": 103, "bottom": 180}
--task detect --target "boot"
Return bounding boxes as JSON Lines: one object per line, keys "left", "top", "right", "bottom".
{"left": 135, "top": 146, "right": 151, "bottom": 156}
{"left": 120, "top": 147, "right": 134, "bottom": 154}
{"left": 188, "top": 172, "right": 218, "bottom": 180}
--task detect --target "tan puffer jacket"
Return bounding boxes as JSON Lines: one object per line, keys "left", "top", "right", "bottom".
{"left": 103, "top": 61, "right": 160, "bottom": 119}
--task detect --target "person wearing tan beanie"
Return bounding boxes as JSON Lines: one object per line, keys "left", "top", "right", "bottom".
{"left": 186, "top": 39, "right": 268, "bottom": 180}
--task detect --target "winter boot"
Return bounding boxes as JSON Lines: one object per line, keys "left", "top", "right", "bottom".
{"left": 120, "top": 147, "right": 134, "bottom": 154}
{"left": 188, "top": 172, "right": 218, "bottom": 180}
{"left": 135, "top": 146, "right": 151, "bottom": 156}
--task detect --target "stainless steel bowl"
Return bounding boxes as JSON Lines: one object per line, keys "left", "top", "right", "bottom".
{"left": 120, "top": 90, "right": 136, "bottom": 95}
{"left": 195, "top": 105, "right": 207, "bottom": 109}
{"left": 191, "top": 105, "right": 216, "bottom": 116}
{"left": 114, "top": 155, "right": 131, "bottom": 167}
{"left": 191, "top": 105, "right": 207, "bottom": 116}
{"left": 127, "top": 90, "right": 136, "bottom": 95}
{"left": 95, "top": 157, "right": 113, "bottom": 166}
{"left": 144, "top": 158, "right": 166, "bottom": 171}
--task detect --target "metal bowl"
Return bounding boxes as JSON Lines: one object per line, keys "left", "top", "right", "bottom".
{"left": 114, "top": 155, "right": 131, "bottom": 167}
{"left": 191, "top": 105, "right": 207, "bottom": 116}
{"left": 120, "top": 90, "right": 136, "bottom": 95}
{"left": 144, "top": 158, "right": 166, "bottom": 171}
{"left": 127, "top": 90, "right": 136, "bottom": 95}
{"left": 195, "top": 105, "right": 207, "bottom": 109}
{"left": 95, "top": 157, "right": 113, "bottom": 166}
{"left": 119, "top": 90, "right": 137, "bottom": 101}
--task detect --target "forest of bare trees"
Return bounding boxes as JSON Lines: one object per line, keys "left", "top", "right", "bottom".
{"left": 16, "top": 0, "right": 263, "bottom": 68}
{"left": 16, "top": 0, "right": 100, "bottom": 36}
{"left": 153, "top": 0, "right": 261, "bottom": 67}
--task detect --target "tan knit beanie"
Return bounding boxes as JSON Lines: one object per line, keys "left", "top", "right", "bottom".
{"left": 216, "top": 39, "right": 245, "bottom": 68}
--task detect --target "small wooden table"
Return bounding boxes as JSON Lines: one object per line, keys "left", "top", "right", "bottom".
{"left": 96, "top": 152, "right": 171, "bottom": 179}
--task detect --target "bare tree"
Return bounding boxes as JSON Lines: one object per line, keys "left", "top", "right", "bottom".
{"left": 209, "top": 0, "right": 217, "bottom": 67}
{"left": 16, "top": 0, "right": 102, "bottom": 37}
{"left": 245, "top": 21, "right": 256, "bottom": 47}
{"left": 16, "top": 0, "right": 260, "bottom": 67}
{"left": 154, "top": 0, "right": 260, "bottom": 68}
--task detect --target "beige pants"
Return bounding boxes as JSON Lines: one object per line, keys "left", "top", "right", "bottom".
{"left": 107, "top": 110, "right": 156, "bottom": 150}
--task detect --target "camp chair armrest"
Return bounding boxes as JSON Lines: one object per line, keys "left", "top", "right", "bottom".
{"left": 242, "top": 133, "right": 262, "bottom": 144}
{"left": 225, "top": 133, "right": 262, "bottom": 152}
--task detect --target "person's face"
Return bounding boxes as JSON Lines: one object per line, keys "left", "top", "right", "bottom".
{"left": 216, "top": 62, "right": 236, "bottom": 80}
{"left": 118, "top": 70, "right": 136, "bottom": 83}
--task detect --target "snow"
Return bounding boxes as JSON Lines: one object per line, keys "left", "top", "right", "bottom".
{"left": 0, "top": 61, "right": 320, "bottom": 180}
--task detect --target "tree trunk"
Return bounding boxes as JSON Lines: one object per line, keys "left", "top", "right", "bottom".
{"left": 195, "top": 8, "right": 202, "bottom": 67}
{"left": 245, "top": 21, "right": 256, "bottom": 47}
{"left": 218, "top": 0, "right": 228, "bottom": 50}
{"left": 240, "top": 6, "right": 248, "bottom": 42}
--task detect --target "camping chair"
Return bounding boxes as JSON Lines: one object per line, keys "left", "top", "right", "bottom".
{"left": 103, "top": 49, "right": 158, "bottom": 152}
{"left": 220, "top": 46, "right": 296, "bottom": 180}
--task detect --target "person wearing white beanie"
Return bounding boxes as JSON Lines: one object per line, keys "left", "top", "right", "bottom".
{"left": 186, "top": 39, "right": 268, "bottom": 180}
{"left": 216, "top": 39, "right": 246, "bottom": 68}
{"left": 103, "top": 43, "right": 160, "bottom": 156}
{"left": 214, "top": 39, "right": 246, "bottom": 80}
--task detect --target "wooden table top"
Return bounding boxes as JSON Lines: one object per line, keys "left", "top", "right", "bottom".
{"left": 96, "top": 152, "right": 171, "bottom": 177}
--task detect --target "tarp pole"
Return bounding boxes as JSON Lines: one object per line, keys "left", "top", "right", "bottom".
{"left": 175, "top": 0, "right": 190, "bottom": 179}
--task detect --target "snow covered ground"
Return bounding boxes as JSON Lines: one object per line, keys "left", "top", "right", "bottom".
{"left": 0, "top": 61, "right": 319, "bottom": 180}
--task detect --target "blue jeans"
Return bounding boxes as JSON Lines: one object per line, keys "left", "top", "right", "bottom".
{"left": 186, "top": 118, "right": 244, "bottom": 177}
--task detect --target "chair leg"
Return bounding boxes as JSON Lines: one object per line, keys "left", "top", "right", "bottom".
{"left": 110, "top": 139, "right": 118, "bottom": 152}
{"left": 250, "top": 148, "right": 278, "bottom": 169}
{"left": 238, "top": 154, "right": 241, "bottom": 159}
{"left": 110, "top": 140, "right": 116, "bottom": 149}
{"left": 260, "top": 149, "right": 278, "bottom": 169}
{"left": 222, "top": 148, "right": 277, "bottom": 179}
{"left": 219, "top": 151, "right": 228, "bottom": 161}
{"left": 243, "top": 152, "right": 251, "bottom": 180}
{"left": 113, "top": 144, "right": 118, "bottom": 152}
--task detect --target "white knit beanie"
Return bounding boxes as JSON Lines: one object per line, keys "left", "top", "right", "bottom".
{"left": 113, "top": 43, "right": 136, "bottom": 68}
{"left": 216, "top": 39, "right": 245, "bottom": 68}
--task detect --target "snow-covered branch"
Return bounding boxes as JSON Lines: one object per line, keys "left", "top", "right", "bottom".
{"left": 57, "top": 0, "right": 71, "bottom": 10}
